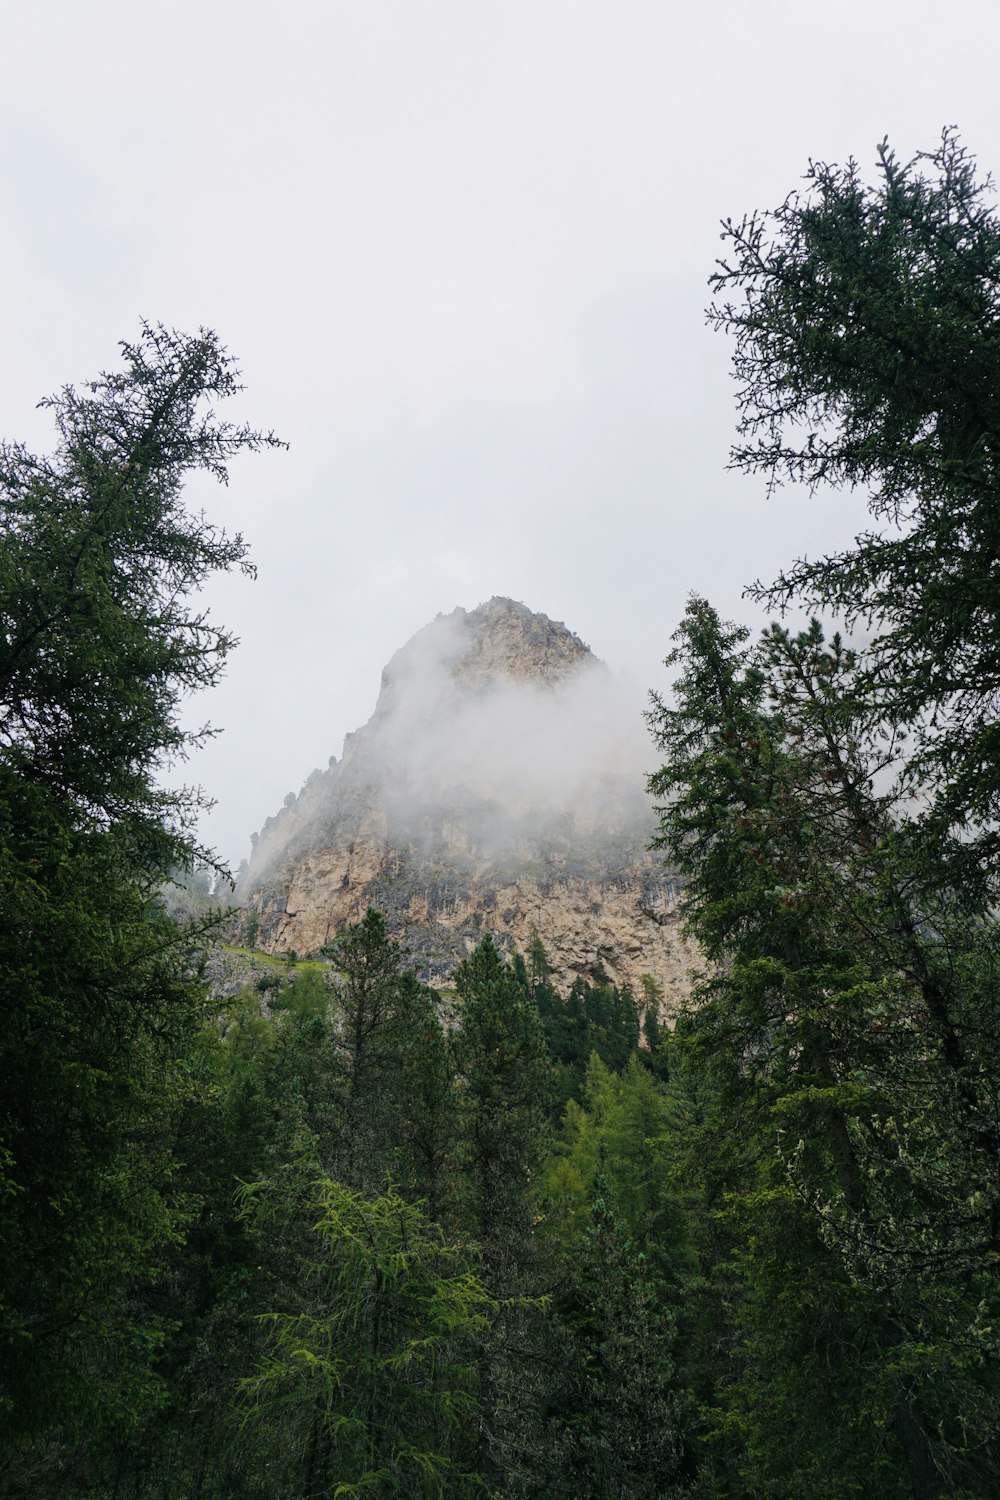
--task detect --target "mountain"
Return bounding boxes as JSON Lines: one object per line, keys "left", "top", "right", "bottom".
{"left": 237, "top": 598, "right": 693, "bottom": 1004}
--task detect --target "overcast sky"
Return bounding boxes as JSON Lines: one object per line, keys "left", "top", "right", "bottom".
{"left": 3, "top": 0, "right": 998, "bottom": 866}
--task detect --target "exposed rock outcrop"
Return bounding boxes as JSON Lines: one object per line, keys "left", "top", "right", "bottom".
{"left": 238, "top": 598, "right": 694, "bottom": 1009}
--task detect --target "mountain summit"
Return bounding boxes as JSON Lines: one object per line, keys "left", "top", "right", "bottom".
{"left": 239, "top": 599, "right": 691, "bottom": 1000}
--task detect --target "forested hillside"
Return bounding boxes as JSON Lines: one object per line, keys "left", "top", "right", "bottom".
{"left": 3, "top": 131, "right": 1000, "bottom": 1498}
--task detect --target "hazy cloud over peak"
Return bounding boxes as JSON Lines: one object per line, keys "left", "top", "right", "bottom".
{"left": 0, "top": 1, "right": 994, "bottom": 862}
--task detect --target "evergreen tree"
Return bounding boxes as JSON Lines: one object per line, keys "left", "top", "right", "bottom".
{"left": 647, "top": 596, "right": 1000, "bottom": 1496}
{"left": 541, "top": 1198, "right": 687, "bottom": 1499}
{"left": 391, "top": 979, "right": 458, "bottom": 1221}
{"left": 323, "top": 909, "right": 453, "bottom": 1194}
{"left": 701, "top": 134, "right": 1000, "bottom": 1486}
{"left": 107, "top": 994, "right": 279, "bottom": 1500}
{"left": 241, "top": 1162, "right": 490, "bottom": 1500}
{"left": 523, "top": 933, "right": 644, "bottom": 1112}
{"left": 710, "top": 128, "right": 1000, "bottom": 870}
{"left": 0, "top": 326, "right": 280, "bottom": 1480}
{"left": 453, "top": 935, "right": 549, "bottom": 1276}
{"left": 452, "top": 936, "right": 550, "bottom": 1490}
{"left": 540, "top": 1058, "right": 693, "bottom": 1495}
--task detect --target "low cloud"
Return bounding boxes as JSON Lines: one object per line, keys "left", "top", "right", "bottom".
{"left": 366, "top": 612, "right": 653, "bottom": 850}
{"left": 246, "top": 603, "right": 657, "bottom": 886}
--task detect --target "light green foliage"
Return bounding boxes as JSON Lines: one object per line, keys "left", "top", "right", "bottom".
{"left": 271, "top": 963, "right": 331, "bottom": 1023}
{"left": 242, "top": 1172, "right": 490, "bottom": 1499}
{"left": 545, "top": 1055, "right": 678, "bottom": 1255}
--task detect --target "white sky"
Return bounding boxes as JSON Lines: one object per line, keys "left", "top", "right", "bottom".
{"left": 2, "top": 0, "right": 998, "bottom": 866}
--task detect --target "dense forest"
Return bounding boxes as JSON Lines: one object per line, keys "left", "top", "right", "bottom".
{"left": 3, "top": 131, "right": 1000, "bottom": 1497}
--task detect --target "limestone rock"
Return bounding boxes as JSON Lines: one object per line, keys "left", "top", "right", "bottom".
{"left": 238, "top": 598, "right": 694, "bottom": 1011}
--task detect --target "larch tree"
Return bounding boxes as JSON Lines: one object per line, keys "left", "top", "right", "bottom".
{"left": 709, "top": 127, "right": 1000, "bottom": 869}
{"left": 0, "top": 325, "right": 281, "bottom": 1466}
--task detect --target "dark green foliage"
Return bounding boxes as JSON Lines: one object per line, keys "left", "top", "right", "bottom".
{"left": 107, "top": 996, "right": 277, "bottom": 1500}
{"left": 0, "top": 326, "right": 692, "bottom": 1499}
{"left": 322, "top": 910, "right": 438, "bottom": 1189}
{"left": 639, "top": 975, "right": 670, "bottom": 1079}
{"left": 453, "top": 934, "right": 550, "bottom": 1270}
{"left": 0, "top": 323, "right": 282, "bottom": 852}
{"left": 690, "top": 130, "right": 1000, "bottom": 1493}
{"left": 541, "top": 1200, "right": 687, "bottom": 1499}
{"left": 647, "top": 596, "right": 1000, "bottom": 1495}
{"left": 391, "top": 980, "right": 458, "bottom": 1219}
{"left": 0, "top": 327, "right": 279, "bottom": 1487}
{"left": 20, "top": 129, "right": 1000, "bottom": 1492}
{"left": 518, "top": 935, "right": 642, "bottom": 1112}
{"left": 0, "top": 787, "right": 192, "bottom": 1449}
{"left": 447, "top": 937, "right": 553, "bottom": 1492}
{"left": 3, "top": 877, "right": 701, "bottom": 1498}
{"left": 710, "top": 128, "right": 1000, "bottom": 865}
{"left": 539, "top": 1057, "right": 693, "bottom": 1496}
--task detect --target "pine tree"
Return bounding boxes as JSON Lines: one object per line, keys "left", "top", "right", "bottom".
{"left": 452, "top": 935, "right": 549, "bottom": 1275}
{"left": 322, "top": 909, "right": 454, "bottom": 1195}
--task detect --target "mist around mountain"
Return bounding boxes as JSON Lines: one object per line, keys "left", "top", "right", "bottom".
{"left": 247, "top": 597, "right": 652, "bottom": 870}
{"left": 10, "top": 129, "right": 1000, "bottom": 1496}
{"left": 236, "top": 598, "right": 691, "bottom": 998}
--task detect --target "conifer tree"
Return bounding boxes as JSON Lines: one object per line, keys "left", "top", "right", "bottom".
{"left": 0, "top": 326, "right": 280, "bottom": 1474}
{"left": 452, "top": 935, "right": 550, "bottom": 1489}
{"left": 241, "top": 1165, "right": 490, "bottom": 1499}
{"left": 322, "top": 909, "right": 454, "bottom": 1195}
{"left": 710, "top": 128, "right": 1000, "bottom": 872}
{"left": 453, "top": 934, "right": 549, "bottom": 1275}
{"left": 648, "top": 596, "right": 1000, "bottom": 1496}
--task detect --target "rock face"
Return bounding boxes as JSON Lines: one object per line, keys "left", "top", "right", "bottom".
{"left": 239, "top": 598, "right": 694, "bottom": 1009}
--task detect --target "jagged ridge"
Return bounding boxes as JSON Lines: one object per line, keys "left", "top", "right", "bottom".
{"left": 238, "top": 598, "right": 693, "bottom": 1003}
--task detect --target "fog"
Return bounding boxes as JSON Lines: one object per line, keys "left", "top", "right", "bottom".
{"left": 248, "top": 603, "right": 657, "bottom": 883}
{"left": 5, "top": 4, "right": 992, "bottom": 865}
{"left": 370, "top": 609, "right": 653, "bottom": 841}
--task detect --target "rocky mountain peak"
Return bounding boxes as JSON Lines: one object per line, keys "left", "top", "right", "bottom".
{"left": 366, "top": 598, "right": 594, "bottom": 740}
{"left": 426, "top": 596, "right": 592, "bottom": 686}
{"left": 239, "top": 600, "right": 691, "bottom": 1005}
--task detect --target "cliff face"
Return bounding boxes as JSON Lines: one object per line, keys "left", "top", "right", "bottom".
{"left": 239, "top": 598, "right": 694, "bottom": 1007}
